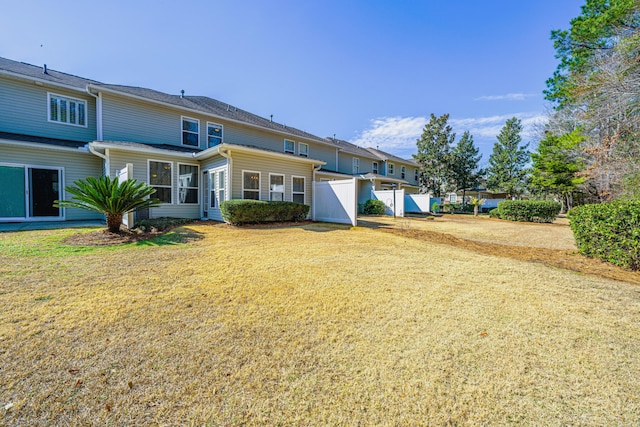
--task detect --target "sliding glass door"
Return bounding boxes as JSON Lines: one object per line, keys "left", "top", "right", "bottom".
{"left": 0, "top": 164, "right": 63, "bottom": 221}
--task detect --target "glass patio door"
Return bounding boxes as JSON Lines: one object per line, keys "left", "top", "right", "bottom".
{"left": 0, "top": 164, "right": 63, "bottom": 221}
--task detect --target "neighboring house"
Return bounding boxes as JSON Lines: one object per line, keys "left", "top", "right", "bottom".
{"left": 319, "top": 138, "right": 420, "bottom": 205}
{"left": 0, "top": 57, "right": 428, "bottom": 225}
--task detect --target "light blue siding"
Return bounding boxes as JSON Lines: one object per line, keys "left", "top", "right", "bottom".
{"left": 0, "top": 76, "right": 97, "bottom": 142}
{"left": 0, "top": 142, "right": 103, "bottom": 221}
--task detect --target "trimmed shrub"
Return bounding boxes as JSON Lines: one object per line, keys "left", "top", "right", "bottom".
{"left": 431, "top": 201, "right": 440, "bottom": 213}
{"left": 568, "top": 200, "right": 640, "bottom": 270}
{"left": 220, "top": 200, "right": 310, "bottom": 225}
{"left": 489, "top": 208, "right": 500, "bottom": 218}
{"left": 363, "top": 199, "right": 386, "bottom": 215}
{"left": 497, "top": 200, "right": 561, "bottom": 223}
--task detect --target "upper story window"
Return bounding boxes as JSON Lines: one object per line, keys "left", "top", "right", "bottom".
{"left": 284, "top": 139, "right": 295, "bottom": 154}
{"left": 299, "top": 142, "right": 309, "bottom": 157}
{"left": 401, "top": 166, "right": 406, "bottom": 179}
{"left": 372, "top": 162, "right": 379, "bottom": 174}
{"left": 207, "top": 122, "right": 223, "bottom": 148}
{"left": 48, "top": 93, "right": 87, "bottom": 127}
{"left": 352, "top": 158, "right": 359, "bottom": 174}
{"left": 414, "top": 168, "right": 419, "bottom": 182}
{"left": 388, "top": 163, "right": 395, "bottom": 175}
{"left": 182, "top": 117, "right": 200, "bottom": 147}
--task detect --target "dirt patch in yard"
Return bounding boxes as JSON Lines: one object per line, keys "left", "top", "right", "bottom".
{"left": 360, "top": 216, "right": 640, "bottom": 286}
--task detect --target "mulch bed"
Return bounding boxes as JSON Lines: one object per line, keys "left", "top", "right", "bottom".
{"left": 62, "top": 228, "right": 166, "bottom": 246}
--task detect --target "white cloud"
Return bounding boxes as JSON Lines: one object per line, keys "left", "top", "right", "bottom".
{"left": 474, "top": 93, "right": 536, "bottom": 101}
{"left": 350, "top": 116, "right": 426, "bottom": 158}
{"left": 350, "top": 112, "right": 547, "bottom": 159}
{"left": 450, "top": 112, "right": 546, "bottom": 139}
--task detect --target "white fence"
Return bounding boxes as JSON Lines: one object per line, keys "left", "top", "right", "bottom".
{"left": 312, "top": 178, "right": 358, "bottom": 226}
{"left": 116, "top": 163, "right": 134, "bottom": 228}
{"left": 404, "top": 194, "right": 431, "bottom": 213}
{"left": 372, "top": 189, "right": 405, "bottom": 217}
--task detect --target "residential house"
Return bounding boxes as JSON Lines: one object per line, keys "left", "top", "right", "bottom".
{"left": 0, "top": 57, "right": 426, "bottom": 225}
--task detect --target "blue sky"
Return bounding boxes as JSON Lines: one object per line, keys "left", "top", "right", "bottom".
{"left": 0, "top": 0, "right": 584, "bottom": 163}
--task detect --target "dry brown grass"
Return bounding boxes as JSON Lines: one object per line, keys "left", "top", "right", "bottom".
{"left": 1, "top": 217, "right": 640, "bottom": 425}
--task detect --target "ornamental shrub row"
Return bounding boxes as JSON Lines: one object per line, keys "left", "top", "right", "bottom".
{"left": 497, "top": 200, "right": 561, "bottom": 223}
{"left": 220, "top": 200, "right": 310, "bottom": 225}
{"left": 363, "top": 199, "right": 386, "bottom": 215}
{"left": 568, "top": 200, "right": 640, "bottom": 270}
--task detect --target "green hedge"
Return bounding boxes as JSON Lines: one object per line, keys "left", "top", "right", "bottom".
{"left": 220, "top": 200, "right": 310, "bottom": 225}
{"left": 497, "top": 200, "right": 561, "bottom": 223}
{"left": 489, "top": 208, "right": 500, "bottom": 218}
{"left": 568, "top": 200, "right": 640, "bottom": 270}
{"left": 363, "top": 199, "right": 386, "bottom": 215}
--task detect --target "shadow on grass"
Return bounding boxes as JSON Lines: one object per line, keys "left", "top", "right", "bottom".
{"left": 135, "top": 226, "right": 205, "bottom": 246}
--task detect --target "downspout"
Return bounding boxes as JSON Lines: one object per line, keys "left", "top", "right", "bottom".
{"left": 219, "top": 146, "right": 232, "bottom": 200}
{"left": 312, "top": 164, "right": 322, "bottom": 221}
{"left": 85, "top": 86, "right": 103, "bottom": 140}
{"left": 87, "top": 142, "right": 110, "bottom": 177}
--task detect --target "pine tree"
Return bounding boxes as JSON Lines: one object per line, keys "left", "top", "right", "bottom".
{"left": 449, "top": 131, "right": 484, "bottom": 205}
{"left": 486, "top": 117, "right": 529, "bottom": 199}
{"left": 413, "top": 113, "right": 455, "bottom": 197}
{"left": 530, "top": 129, "right": 585, "bottom": 212}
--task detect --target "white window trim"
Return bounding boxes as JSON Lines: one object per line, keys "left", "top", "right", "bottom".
{"left": 148, "top": 159, "right": 173, "bottom": 204}
{"left": 47, "top": 92, "right": 88, "bottom": 128}
{"left": 414, "top": 168, "right": 419, "bottom": 182}
{"left": 181, "top": 116, "right": 200, "bottom": 147}
{"left": 401, "top": 166, "right": 406, "bottom": 179}
{"left": 388, "top": 162, "right": 395, "bottom": 175}
{"left": 269, "top": 173, "right": 285, "bottom": 201}
{"left": 298, "top": 142, "right": 309, "bottom": 157}
{"left": 206, "top": 121, "right": 223, "bottom": 148}
{"left": 242, "top": 170, "right": 261, "bottom": 200}
{"left": 292, "top": 175, "right": 306, "bottom": 204}
{"left": 217, "top": 169, "right": 227, "bottom": 206}
{"left": 372, "top": 161, "right": 379, "bottom": 174}
{"left": 284, "top": 139, "right": 295, "bottom": 154}
{"left": 177, "top": 163, "right": 199, "bottom": 205}
{"left": 352, "top": 157, "right": 359, "bottom": 174}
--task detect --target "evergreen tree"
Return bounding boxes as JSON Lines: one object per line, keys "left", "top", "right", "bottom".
{"left": 486, "top": 118, "right": 529, "bottom": 199}
{"left": 449, "top": 131, "right": 483, "bottom": 205}
{"left": 413, "top": 113, "right": 455, "bottom": 197}
{"left": 530, "top": 129, "right": 585, "bottom": 212}
{"left": 544, "top": 0, "right": 639, "bottom": 106}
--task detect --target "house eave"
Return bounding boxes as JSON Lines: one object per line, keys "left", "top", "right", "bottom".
{"left": 89, "top": 141, "right": 198, "bottom": 158}
{"left": 0, "top": 138, "right": 91, "bottom": 153}
{"left": 203, "top": 143, "right": 326, "bottom": 165}
{"left": 0, "top": 69, "right": 88, "bottom": 94}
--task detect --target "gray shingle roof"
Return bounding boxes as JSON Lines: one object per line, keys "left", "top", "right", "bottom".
{"left": 365, "top": 147, "right": 418, "bottom": 166}
{"left": 326, "top": 137, "right": 380, "bottom": 159}
{"left": 0, "top": 131, "right": 87, "bottom": 149}
{"left": 0, "top": 57, "right": 100, "bottom": 89}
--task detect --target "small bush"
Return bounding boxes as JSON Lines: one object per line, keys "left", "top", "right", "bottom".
{"left": 568, "top": 200, "right": 640, "bottom": 270}
{"left": 363, "top": 199, "right": 386, "bottom": 215}
{"left": 431, "top": 201, "right": 440, "bottom": 213}
{"left": 134, "top": 217, "right": 192, "bottom": 231}
{"left": 497, "top": 200, "right": 561, "bottom": 223}
{"left": 489, "top": 208, "right": 500, "bottom": 218}
{"left": 220, "top": 200, "right": 310, "bottom": 225}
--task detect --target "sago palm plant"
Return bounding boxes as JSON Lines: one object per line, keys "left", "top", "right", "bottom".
{"left": 54, "top": 176, "right": 161, "bottom": 233}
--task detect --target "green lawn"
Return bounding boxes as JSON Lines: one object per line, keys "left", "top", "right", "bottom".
{"left": 1, "top": 218, "right": 639, "bottom": 425}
